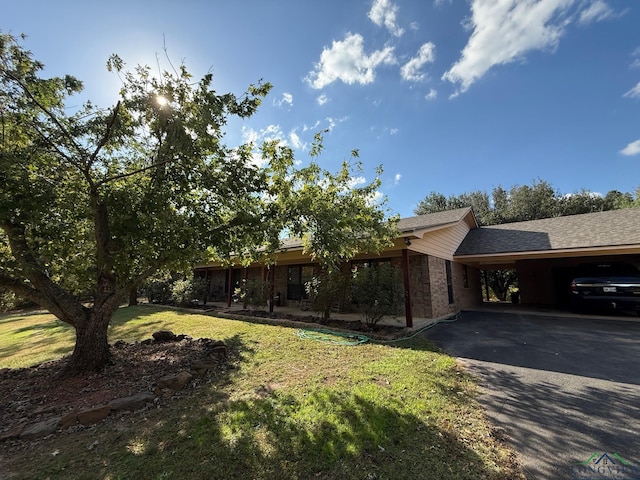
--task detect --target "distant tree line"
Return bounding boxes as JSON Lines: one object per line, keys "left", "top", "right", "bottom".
{"left": 415, "top": 180, "right": 638, "bottom": 226}
{"left": 414, "top": 180, "right": 639, "bottom": 302}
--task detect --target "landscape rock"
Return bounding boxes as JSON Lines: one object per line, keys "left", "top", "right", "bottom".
{"left": 0, "top": 422, "right": 27, "bottom": 441}
{"left": 210, "top": 346, "right": 227, "bottom": 360}
{"left": 77, "top": 405, "right": 111, "bottom": 425}
{"left": 20, "top": 417, "right": 60, "bottom": 440}
{"left": 156, "top": 371, "right": 193, "bottom": 391}
{"left": 152, "top": 330, "right": 177, "bottom": 342}
{"left": 58, "top": 411, "right": 78, "bottom": 429}
{"left": 109, "top": 392, "right": 155, "bottom": 411}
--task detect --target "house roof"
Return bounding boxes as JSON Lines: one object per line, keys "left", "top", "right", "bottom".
{"left": 397, "top": 207, "right": 476, "bottom": 235}
{"left": 455, "top": 207, "right": 640, "bottom": 256}
{"left": 277, "top": 207, "right": 477, "bottom": 251}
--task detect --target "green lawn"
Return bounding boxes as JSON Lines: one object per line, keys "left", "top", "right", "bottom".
{"left": 0, "top": 306, "right": 523, "bottom": 479}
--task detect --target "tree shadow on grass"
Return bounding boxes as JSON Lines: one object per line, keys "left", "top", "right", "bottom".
{"left": 79, "top": 388, "right": 517, "bottom": 480}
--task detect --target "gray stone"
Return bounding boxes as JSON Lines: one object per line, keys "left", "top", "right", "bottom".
{"left": 156, "top": 371, "right": 193, "bottom": 391}
{"left": 19, "top": 417, "right": 60, "bottom": 440}
{"left": 0, "top": 422, "right": 27, "bottom": 441}
{"left": 109, "top": 392, "right": 155, "bottom": 411}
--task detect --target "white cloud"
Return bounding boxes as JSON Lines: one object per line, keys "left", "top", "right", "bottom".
{"left": 400, "top": 42, "right": 436, "bottom": 82}
{"left": 317, "top": 93, "right": 329, "bottom": 106}
{"left": 390, "top": 128, "right": 399, "bottom": 135}
{"left": 620, "top": 139, "right": 640, "bottom": 156}
{"left": 305, "top": 32, "right": 397, "bottom": 89}
{"left": 289, "top": 131, "right": 307, "bottom": 150}
{"left": 303, "top": 120, "right": 321, "bottom": 132}
{"left": 273, "top": 92, "right": 293, "bottom": 107}
{"left": 631, "top": 47, "right": 640, "bottom": 69}
{"left": 242, "top": 124, "right": 285, "bottom": 147}
{"left": 394, "top": 173, "right": 402, "bottom": 185}
{"left": 348, "top": 176, "right": 367, "bottom": 189}
{"left": 443, "top": 0, "right": 577, "bottom": 95}
{"left": 425, "top": 88, "right": 438, "bottom": 100}
{"left": 325, "top": 116, "right": 348, "bottom": 131}
{"left": 368, "top": 190, "right": 385, "bottom": 205}
{"left": 624, "top": 82, "right": 640, "bottom": 99}
{"left": 578, "top": 0, "right": 614, "bottom": 25}
{"left": 368, "top": 0, "right": 404, "bottom": 37}
{"left": 409, "top": 21, "right": 419, "bottom": 31}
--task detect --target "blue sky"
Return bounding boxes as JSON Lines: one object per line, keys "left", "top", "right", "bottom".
{"left": 4, "top": 0, "right": 640, "bottom": 217}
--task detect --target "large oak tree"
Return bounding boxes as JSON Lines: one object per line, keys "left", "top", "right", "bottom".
{"left": 0, "top": 33, "right": 398, "bottom": 374}
{"left": 0, "top": 33, "right": 279, "bottom": 374}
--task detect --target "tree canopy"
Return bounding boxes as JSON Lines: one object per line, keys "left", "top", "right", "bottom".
{"left": 415, "top": 180, "right": 638, "bottom": 226}
{"left": 415, "top": 180, "right": 639, "bottom": 301}
{"left": 0, "top": 33, "right": 397, "bottom": 374}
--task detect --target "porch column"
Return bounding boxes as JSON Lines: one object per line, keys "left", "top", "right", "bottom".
{"left": 226, "top": 267, "right": 233, "bottom": 307}
{"left": 268, "top": 267, "right": 275, "bottom": 314}
{"left": 483, "top": 270, "right": 490, "bottom": 302}
{"left": 401, "top": 249, "right": 413, "bottom": 328}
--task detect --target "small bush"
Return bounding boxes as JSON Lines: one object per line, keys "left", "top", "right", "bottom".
{"left": 142, "top": 275, "right": 174, "bottom": 304}
{"left": 305, "top": 270, "right": 346, "bottom": 321}
{"left": 0, "top": 289, "right": 35, "bottom": 312}
{"left": 235, "top": 278, "right": 270, "bottom": 310}
{"left": 351, "top": 263, "right": 403, "bottom": 328}
{"left": 172, "top": 276, "right": 208, "bottom": 307}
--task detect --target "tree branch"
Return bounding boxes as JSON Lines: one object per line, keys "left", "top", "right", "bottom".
{"left": 95, "top": 157, "right": 173, "bottom": 187}
{"left": 88, "top": 101, "right": 120, "bottom": 165}
{"left": 1, "top": 222, "right": 87, "bottom": 326}
{"left": 2, "top": 70, "right": 88, "bottom": 160}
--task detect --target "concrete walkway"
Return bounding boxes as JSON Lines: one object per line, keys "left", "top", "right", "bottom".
{"left": 424, "top": 310, "right": 640, "bottom": 479}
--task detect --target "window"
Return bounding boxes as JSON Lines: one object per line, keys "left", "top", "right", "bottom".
{"left": 351, "top": 259, "right": 392, "bottom": 271}
{"left": 445, "top": 260, "right": 454, "bottom": 304}
{"left": 287, "top": 265, "right": 314, "bottom": 300}
{"left": 224, "top": 268, "right": 243, "bottom": 294}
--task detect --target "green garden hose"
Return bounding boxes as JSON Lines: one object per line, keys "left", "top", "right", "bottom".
{"left": 295, "top": 313, "right": 460, "bottom": 345}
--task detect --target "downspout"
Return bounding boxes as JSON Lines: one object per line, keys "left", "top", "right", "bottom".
{"left": 401, "top": 248, "right": 413, "bottom": 328}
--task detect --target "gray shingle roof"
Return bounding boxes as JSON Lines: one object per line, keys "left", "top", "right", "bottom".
{"left": 455, "top": 208, "right": 640, "bottom": 256}
{"left": 278, "top": 207, "right": 475, "bottom": 250}
{"left": 398, "top": 207, "right": 475, "bottom": 233}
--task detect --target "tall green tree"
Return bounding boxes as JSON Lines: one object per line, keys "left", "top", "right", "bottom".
{"left": 0, "top": 33, "right": 274, "bottom": 373}
{"left": 0, "top": 33, "right": 398, "bottom": 373}
{"left": 415, "top": 179, "right": 639, "bottom": 300}
{"left": 261, "top": 133, "right": 399, "bottom": 321}
{"left": 262, "top": 132, "right": 399, "bottom": 273}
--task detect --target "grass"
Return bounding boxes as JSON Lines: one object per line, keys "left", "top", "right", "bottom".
{"left": 0, "top": 306, "right": 524, "bottom": 479}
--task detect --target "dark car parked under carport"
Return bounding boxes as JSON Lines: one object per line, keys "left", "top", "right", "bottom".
{"left": 569, "top": 262, "right": 640, "bottom": 315}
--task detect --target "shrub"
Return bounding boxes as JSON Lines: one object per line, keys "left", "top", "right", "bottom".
{"left": 234, "top": 278, "right": 270, "bottom": 310}
{"left": 351, "top": 263, "right": 403, "bottom": 328}
{"left": 0, "top": 289, "right": 35, "bottom": 312}
{"left": 171, "top": 276, "right": 208, "bottom": 307}
{"left": 305, "top": 270, "right": 346, "bottom": 321}
{"left": 142, "top": 274, "right": 174, "bottom": 304}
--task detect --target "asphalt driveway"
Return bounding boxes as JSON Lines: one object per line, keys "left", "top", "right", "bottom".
{"left": 423, "top": 310, "right": 640, "bottom": 479}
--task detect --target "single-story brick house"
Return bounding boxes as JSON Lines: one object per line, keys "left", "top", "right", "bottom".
{"left": 195, "top": 207, "right": 640, "bottom": 327}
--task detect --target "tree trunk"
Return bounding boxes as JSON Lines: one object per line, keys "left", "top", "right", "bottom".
{"left": 62, "top": 309, "right": 112, "bottom": 375}
{"left": 128, "top": 287, "right": 138, "bottom": 306}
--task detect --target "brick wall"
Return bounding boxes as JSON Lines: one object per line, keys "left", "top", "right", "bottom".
{"left": 408, "top": 255, "right": 433, "bottom": 318}
{"left": 454, "top": 263, "right": 483, "bottom": 309}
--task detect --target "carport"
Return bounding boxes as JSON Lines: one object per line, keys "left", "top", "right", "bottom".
{"left": 453, "top": 208, "right": 640, "bottom": 308}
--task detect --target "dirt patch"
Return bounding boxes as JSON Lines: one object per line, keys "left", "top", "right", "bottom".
{"left": 0, "top": 336, "right": 231, "bottom": 443}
